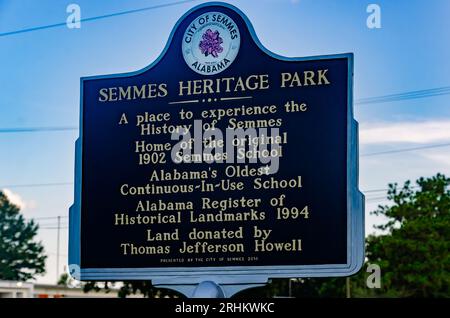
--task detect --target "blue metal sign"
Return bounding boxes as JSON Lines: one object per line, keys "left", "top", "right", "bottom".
{"left": 69, "top": 2, "right": 364, "bottom": 297}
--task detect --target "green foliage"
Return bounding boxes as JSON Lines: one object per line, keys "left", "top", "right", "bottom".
{"left": 0, "top": 191, "right": 47, "bottom": 281}
{"left": 83, "top": 281, "right": 113, "bottom": 295}
{"left": 239, "top": 173, "right": 450, "bottom": 298}
{"left": 367, "top": 173, "right": 450, "bottom": 297}
{"left": 57, "top": 273, "right": 70, "bottom": 286}
{"left": 57, "top": 272, "right": 80, "bottom": 287}
{"left": 234, "top": 277, "right": 351, "bottom": 298}
{"left": 117, "top": 281, "right": 183, "bottom": 298}
{"left": 83, "top": 280, "right": 183, "bottom": 298}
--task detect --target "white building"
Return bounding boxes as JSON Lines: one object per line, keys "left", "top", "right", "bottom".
{"left": 0, "top": 280, "right": 33, "bottom": 298}
{"left": 0, "top": 280, "right": 135, "bottom": 298}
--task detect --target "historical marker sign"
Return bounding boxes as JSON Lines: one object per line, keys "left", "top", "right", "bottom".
{"left": 69, "top": 2, "right": 364, "bottom": 294}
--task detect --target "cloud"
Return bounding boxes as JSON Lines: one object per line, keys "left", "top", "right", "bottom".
{"left": 2, "top": 188, "right": 27, "bottom": 209}
{"left": 360, "top": 120, "right": 450, "bottom": 145}
{"left": 419, "top": 148, "right": 450, "bottom": 168}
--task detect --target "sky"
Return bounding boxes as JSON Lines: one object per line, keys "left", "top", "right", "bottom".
{"left": 0, "top": 0, "right": 449, "bottom": 284}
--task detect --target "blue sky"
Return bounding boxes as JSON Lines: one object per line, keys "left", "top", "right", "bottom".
{"left": 1, "top": 0, "right": 449, "bottom": 284}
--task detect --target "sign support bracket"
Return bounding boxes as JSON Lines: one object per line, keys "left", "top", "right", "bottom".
{"left": 192, "top": 281, "right": 224, "bottom": 298}
{"left": 154, "top": 280, "right": 268, "bottom": 298}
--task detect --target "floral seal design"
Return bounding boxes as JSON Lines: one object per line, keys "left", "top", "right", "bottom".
{"left": 199, "top": 29, "right": 224, "bottom": 58}
{"left": 182, "top": 12, "right": 240, "bottom": 75}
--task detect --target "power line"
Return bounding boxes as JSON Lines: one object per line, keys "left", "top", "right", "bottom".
{"left": 37, "top": 221, "right": 68, "bottom": 227}
{"left": 0, "top": 0, "right": 198, "bottom": 37}
{"left": 0, "top": 86, "right": 449, "bottom": 135}
{"left": 39, "top": 227, "right": 68, "bottom": 230}
{"left": 361, "top": 142, "right": 450, "bottom": 157}
{"left": 7, "top": 180, "right": 383, "bottom": 190}
{"left": 355, "top": 86, "right": 450, "bottom": 105}
{"left": 1, "top": 141, "right": 450, "bottom": 189}
{"left": 40, "top": 225, "right": 68, "bottom": 229}
{"left": 0, "top": 127, "right": 77, "bottom": 134}
{"left": 0, "top": 182, "right": 73, "bottom": 188}
{"left": 365, "top": 196, "right": 390, "bottom": 202}
{"left": 36, "top": 221, "right": 68, "bottom": 225}
{"left": 48, "top": 252, "right": 68, "bottom": 257}
{"left": 28, "top": 216, "right": 68, "bottom": 220}
{"left": 361, "top": 186, "right": 420, "bottom": 194}
{"left": 363, "top": 188, "right": 389, "bottom": 193}
{"left": 362, "top": 185, "right": 421, "bottom": 193}
{"left": 35, "top": 221, "right": 68, "bottom": 225}
{"left": 366, "top": 200, "right": 390, "bottom": 204}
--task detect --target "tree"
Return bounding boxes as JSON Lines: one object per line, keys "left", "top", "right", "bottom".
{"left": 239, "top": 174, "right": 450, "bottom": 298}
{"left": 366, "top": 173, "right": 450, "bottom": 297}
{"left": 0, "top": 191, "right": 47, "bottom": 281}
{"left": 83, "top": 280, "right": 182, "bottom": 298}
{"left": 57, "top": 272, "right": 80, "bottom": 288}
{"left": 57, "top": 273, "right": 70, "bottom": 286}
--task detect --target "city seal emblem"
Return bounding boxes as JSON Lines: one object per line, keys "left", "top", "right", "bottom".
{"left": 182, "top": 12, "right": 240, "bottom": 75}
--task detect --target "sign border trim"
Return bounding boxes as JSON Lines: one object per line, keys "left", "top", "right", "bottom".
{"left": 69, "top": 1, "right": 365, "bottom": 284}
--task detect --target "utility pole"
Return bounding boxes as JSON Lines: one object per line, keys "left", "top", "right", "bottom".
{"left": 56, "top": 215, "right": 60, "bottom": 283}
{"left": 346, "top": 277, "right": 351, "bottom": 298}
